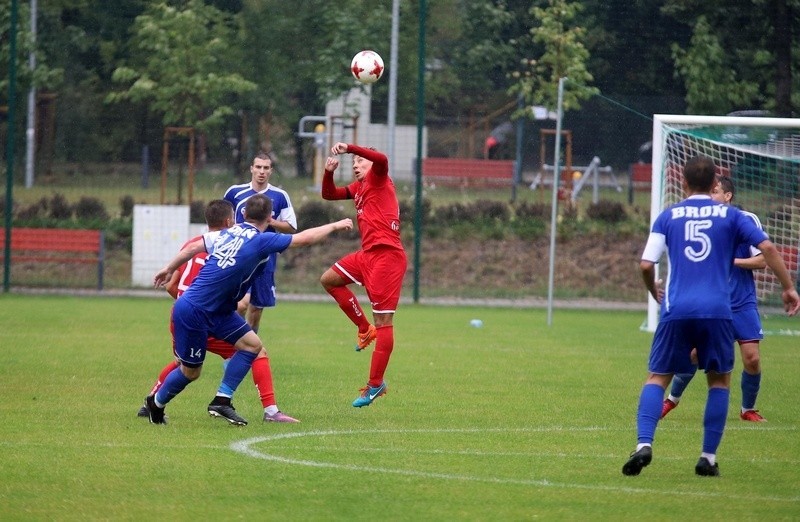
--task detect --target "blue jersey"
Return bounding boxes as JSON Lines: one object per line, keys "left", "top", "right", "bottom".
{"left": 180, "top": 223, "right": 292, "bottom": 314}
{"left": 729, "top": 210, "right": 762, "bottom": 312}
{"left": 223, "top": 183, "right": 297, "bottom": 273}
{"left": 643, "top": 195, "right": 768, "bottom": 322}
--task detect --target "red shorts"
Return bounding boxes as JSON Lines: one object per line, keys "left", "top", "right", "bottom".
{"left": 332, "top": 246, "right": 407, "bottom": 313}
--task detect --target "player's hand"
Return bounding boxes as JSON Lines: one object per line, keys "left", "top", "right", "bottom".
{"left": 783, "top": 288, "right": 800, "bottom": 316}
{"left": 153, "top": 268, "right": 172, "bottom": 288}
{"left": 655, "top": 279, "right": 664, "bottom": 304}
{"left": 325, "top": 156, "right": 339, "bottom": 172}
{"left": 335, "top": 218, "right": 353, "bottom": 231}
{"left": 331, "top": 142, "right": 348, "bottom": 155}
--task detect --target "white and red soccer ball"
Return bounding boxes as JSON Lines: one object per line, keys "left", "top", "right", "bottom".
{"left": 350, "top": 50, "right": 384, "bottom": 84}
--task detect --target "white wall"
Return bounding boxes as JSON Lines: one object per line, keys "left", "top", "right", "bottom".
{"left": 131, "top": 205, "right": 190, "bottom": 287}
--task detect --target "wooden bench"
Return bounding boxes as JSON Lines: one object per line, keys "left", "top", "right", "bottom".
{"left": 421, "top": 158, "right": 515, "bottom": 187}
{"left": 0, "top": 227, "right": 105, "bottom": 290}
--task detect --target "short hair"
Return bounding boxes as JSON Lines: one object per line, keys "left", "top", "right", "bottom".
{"left": 683, "top": 155, "right": 717, "bottom": 192}
{"left": 244, "top": 194, "right": 273, "bottom": 223}
{"left": 252, "top": 151, "right": 271, "bottom": 164}
{"left": 205, "top": 199, "right": 234, "bottom": 228}
{"left": 716, "top": 175, "right": 735, "bottom": 201}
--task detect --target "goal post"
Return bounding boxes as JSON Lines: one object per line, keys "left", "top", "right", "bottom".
{"left": 646, "top": 114, "right": 800, "bottom": 332}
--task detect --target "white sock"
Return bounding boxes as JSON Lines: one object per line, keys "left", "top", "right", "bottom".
{"left": 668, "top": 394, "right": 680, "bottom": 404}
{"left": 636, "top": 443, "right": 652, "bottom": 452}
{"left": 265, "top": 405, "right": 279, "bottom": 416}
{"left": 701, "top": 452, "right": 716, "bottom": 465}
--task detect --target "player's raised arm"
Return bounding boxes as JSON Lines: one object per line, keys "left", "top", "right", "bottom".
{"left": 322, "top": 156, "right": 349, "bottom": 200}
{"left": 290, "top": 218, "right": 353, "bottom": 248}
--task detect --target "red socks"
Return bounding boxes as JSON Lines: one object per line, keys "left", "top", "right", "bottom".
{"left": 369, "top": 325, "right": 394, "bottom": 387}
{"left": 326, "top": 285, "right": 371, "bottom": 332}
{"left": 251, "top": 356, "right": 275, "bottom": 408}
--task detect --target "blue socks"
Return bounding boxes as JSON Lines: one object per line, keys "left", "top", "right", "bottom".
{"left": 702, "top": 387, "right": 730, "bottom": 454}
{"left": 741, "top": 371, "right": 761, "bottom": 410}
{"left": 636, "top": 383, "right": 664, "bottom": 444}
{"left": 669, "top": 367, "right": 697, "bottom": 400}
{"left": 217, "top": 350, "right": 258, "bottom": 397}
{"left": 155, "top": 367, "right": 193, "bottom": 407}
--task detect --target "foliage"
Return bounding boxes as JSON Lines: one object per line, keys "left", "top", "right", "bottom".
{"left": 0, "top": 1, "right": 63, "bottom": 101}
{"left": 73, "top": 196, "right": 110, "bottom": 221}
{"left": 509, "top": 0, "right": 599, "bottom": 116}
{"left": 585, "top": 199, "right": 627, "bottom": 223}
{"left": 106, "top": 0, "right": 257, "bottom": 130}
{"left": 671, "top": 16, "right": 760, "bottom": 114}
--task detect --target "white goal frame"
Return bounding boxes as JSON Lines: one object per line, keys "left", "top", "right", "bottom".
{"left": 646, "top": 114, "right": 800, "bottom": 332}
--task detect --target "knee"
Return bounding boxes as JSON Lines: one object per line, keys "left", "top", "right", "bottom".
{"left": 180, "top": 365, "right": 202, "bottom": 381}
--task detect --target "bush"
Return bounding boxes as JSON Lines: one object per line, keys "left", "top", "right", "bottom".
{"left": 514, "top": 201, "right": 550, "bottom": 219}
{"left": 48, "top": 193, "right": 73, "bottom": 220}
{"left": 74, "top": 196, "right": 109, "bottom": 222}
{"left": 298, "top": 201, "right": 337, "bottom": 229}
{"left": 586, "top": 200, "right": 627, "bottom": 223}
{"left": 119, "top": 195, "right": 135, "bottom": 218}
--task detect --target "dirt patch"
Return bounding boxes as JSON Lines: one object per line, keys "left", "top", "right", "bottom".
{"left": 279, "top": 233, "right": 645, "bottom": 301}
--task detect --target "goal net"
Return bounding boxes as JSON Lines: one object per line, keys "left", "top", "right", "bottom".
{"left": 646, "top": 114, "right": 800, "bottom": 332}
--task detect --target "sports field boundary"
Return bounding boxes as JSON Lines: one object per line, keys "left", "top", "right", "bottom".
{"left": 8, "top": 286, "right": 648, "bottom": 311}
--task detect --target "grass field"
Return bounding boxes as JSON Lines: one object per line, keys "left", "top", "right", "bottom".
{"left": 1, "top": 294, "right": 799, "bottom": 520}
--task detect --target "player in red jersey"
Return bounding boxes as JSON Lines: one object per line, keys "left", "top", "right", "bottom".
{"left": 138, "top": 199, "right": 298, "bottom": 423}
{"left": 321, "top": 142, "right": 408, "bottom": 407}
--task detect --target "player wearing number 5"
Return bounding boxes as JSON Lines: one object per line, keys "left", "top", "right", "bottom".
{"left": 321, "top": 143, "right": 407, "bottom": 408}
{"left": 622, "top": 155, "right": 799, "bottom": 477}
{"left": 145, "top": 195, "right": 352, "bottom": 424}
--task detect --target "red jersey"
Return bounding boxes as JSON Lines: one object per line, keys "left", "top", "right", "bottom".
{"left": 325, "top": 145, "right": 404, "bottom": 252}
{"left": 172, "top": 235, "right": 208, "bottom": 298}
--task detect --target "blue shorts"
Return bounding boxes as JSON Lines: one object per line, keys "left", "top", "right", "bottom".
{"left": 172, "top": 298, "right": 252, "bottom": 368}
{"left": 649, "top": 318, "right": 735, "bottom": 374}
{"left": 732, "top": 307, "right": 763, "bottom": 343}
{"left": 249, "top": 270, "right": 277, "bottom": 308}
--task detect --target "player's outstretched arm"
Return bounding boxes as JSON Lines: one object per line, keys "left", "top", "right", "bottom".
{"left": 290, "top": 218, "right": 353, "bottom": 248}
{"left": 153, "top": 237, "right": 206, "bottom": 288}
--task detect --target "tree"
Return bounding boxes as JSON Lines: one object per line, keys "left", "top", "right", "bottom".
{"left": 663, "top": 0, "right": 799, "bottom": 116}
{"left": 106, "top": 0, "right": 256, "bottom": 131}
{"left": 672, "top": 16, "right": 760, "bottom": 114}
{"left": 0, "top": 2, "right": 63, "bottom": 105}
{"left": 510, "top": 0, "right": 598, "bottom": 116}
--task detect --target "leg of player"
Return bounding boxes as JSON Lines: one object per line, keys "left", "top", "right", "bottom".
{"left": 696, "top": 371, "right": 731, "bottom": 477}
{"left": 738, "top": 340, "right": 765, "bottom": 422}
{"left": 146, "top": 364, "right": 202, "bottom": 424}
{"left": 661, "top": 369, "right": 697, "bottom": 418}
{"left": 622, "top": 373, "right": 671, "bottom": 476}
{"left": 251, "top": 349, "right": 299, "bottom": 423}
{"left": 207, "top": 332, "right": 260, "bottom": 426}
{"left": 353, "top": 312, "right": 393, "bottom": 408}
{"left": 320, "top": 268, "right": 375, "bottom": 351}
{"left": 138, "top": 359, "right": 180, "bottom": 417}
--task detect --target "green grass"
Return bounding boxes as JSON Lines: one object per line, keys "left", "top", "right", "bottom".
{"left": 1, "top": 294, "right": 798, "bottom": 520}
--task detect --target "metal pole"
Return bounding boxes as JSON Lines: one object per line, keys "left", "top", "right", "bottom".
{"left": 546, "top": 77, "right": 566, "bottom": 326}
{"left": 386, "top": 0, "right": 399, "bottom": 173}
{"left": 4, "top": 0, "right": 20, "bottom": 292}
{"left": 412, "top": 0, "right": 426, "bottom": 303}
{"left": 512, "top": 94, "right": 524, "bottom": 202}
{"left": 24, "top": 0, "right": 37, "bottom": 188}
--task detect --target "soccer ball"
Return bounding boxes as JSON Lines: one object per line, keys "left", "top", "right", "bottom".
{"left": 350, "top": 50, "right": 384, "bottom": 84}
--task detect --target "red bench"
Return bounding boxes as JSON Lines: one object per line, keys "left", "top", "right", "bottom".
{"left": 0, "top": 227, "right": 105, "bottom": 290}
{"left": 422, "top": 158, "right": 515, "bottom": 187}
